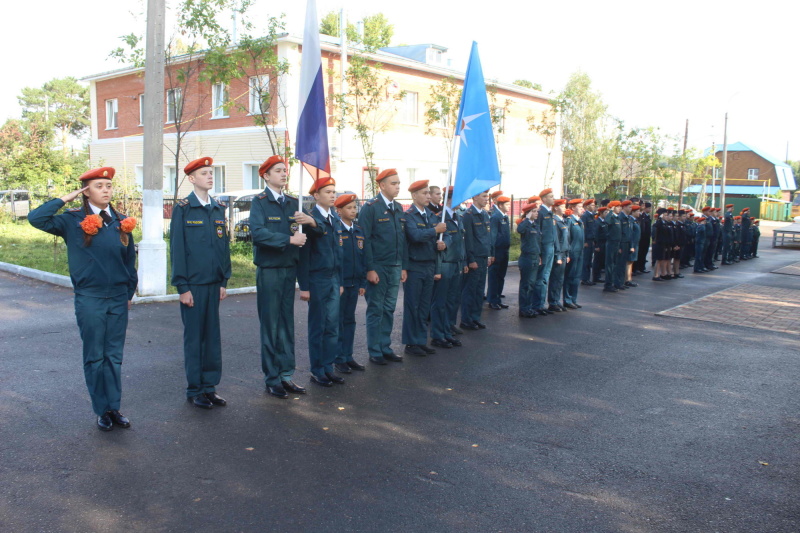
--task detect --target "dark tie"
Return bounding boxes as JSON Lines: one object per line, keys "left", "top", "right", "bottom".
{"left": 388, "top": 203, "right": 394, "bottom": 213}
{"left": 277, "top": 195, "right": 285, "bottom": 206}
{"left": 327, "top": 214, "right": 333, "bottom": 226}
{"left": 100, "top": 210, "right": 112, "bottom": 226}
{"left": 422, "top": 212, "right": 427, "bottom": 224}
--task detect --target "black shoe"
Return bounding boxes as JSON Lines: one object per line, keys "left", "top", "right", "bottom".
{"left": 460, "top": 322, "right": 480, "bottom": 331}
{"left": 191, "top": 394, "right": 213, "bottom": 409}
{"left": 451, "top": 326, "right": 464, "bottom": 335}
{"left": 431, "top": 338, "right": 453, "bottom": 349}
{"left": 488, "top": 303, "right": 502, "bottom": 310}
{"left": 325, "top": 372, "right": 345, "bottom": 384}
{"left": 500, "top": 294, "right": 506, "bottom": 298}
{"left": 536, "top": 308, "right": 551, "bottom": 315}
{"left": 603, "top": 287, "right": 619, "bottom": 293}
{"left": 107, "top": 410, "right": 131, "bottom": 427}
{"left": 445, "top": 337, "right": 462, "bottom": 346}
{"left": 558, "top": 305, "right": 568, "bottom": 312}
{"left": 675, "top": 274, "right": 684, "bottom": 279}
{"left": 642, "top": 269, "right": 650, "bottom": 274}
{"left": 282, "top": 380, "right": 307, "bottom": 394}
{"left": 369, "top": 356, "right": 387, "bottom": 365}
{"left": 384, "top": 352, "right": 404, "bottom": 362}
{"left": 499, "top": 303, "right": 509, "bottom": 309}
{"left": 575, "top": 304, "right": 583, "bottom": 308}
{"left": 624, "top": 281, "right": 638, "bottom": 287}
{"left": 97, "top": 413, "right": 113, "bottom": 431}
{"left": 420, "top": 344, "right": 436, "bottom": 354}
{"left": 518, "top": 311, "right": 535, "bottom": 318}
{"left": 267, "top": 385, "right": 288, "bottom": 399}
{"left": 473, "top": 321, "right": 487, "bottom": 329}
{"left": 405, "top": 344, "right": 427, "bottom": 356}
{"left": 548, "top": 305, "right": 563, "bottom": 313}
{"left": 652, "top": 276, "right": 664, "bottom": 281}
{"left": 347, "top": 361, "right": 366, "bottom": 371}
{"left": 710, "top": 266, "right": 718, "bottom": 270}
{"left": 564, "top": 303, "right": 579, "bottom": 310}
{"left": 310, "top": 375, "right": 333, "bottom": 387}
{"left": 204, "top": 392, "right": 227, "bottom": 406}
{"left": 334, "top": 363, "right": 352, "bottom": 374}
{"left": 580, "top": 280, "right": 593, "bottom": 286}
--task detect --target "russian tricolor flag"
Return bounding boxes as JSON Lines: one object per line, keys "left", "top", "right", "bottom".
{"left": 295, "top": 0, "right": 331, "bottom": 182}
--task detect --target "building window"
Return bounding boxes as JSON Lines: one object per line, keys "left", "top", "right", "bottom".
{"left": 249, "top": 75, "right": 269, "bottom": 115}
{"left": 407, "top": 168, "right": 416, "bottom": 181}
{"left": 105, "top": 99, "right": 118, "bottom": 129}
{"left": 166, "top": 88, "right": 182, "bottom": 124}
{"left": 134, "top": 165, "right": 144, "bottom": 189}
{"left": 245, "top": 164, "right": 261, "bottom": 189}
{"left": 212, "top": 83, "right": 229, "bottom": 118}
{"left": 399, "top": 91, "right": 418, "bottom": 124}
{"left": 747, "top": 168, "right": 759, "bottom": 180}
{"left": 213, "top": 166, "right": 226, "bottom": 194}
{"left": 164, "top": 166, "right": 176, "bottom": 195}
{"left": 138, "top": 94, "right": 145, "bottom": 126}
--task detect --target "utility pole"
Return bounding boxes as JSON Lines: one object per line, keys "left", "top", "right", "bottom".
{"left": 678, "top": 119, "right": 688, "bottom": 210}
{"left": 138, "top": 0, "right": 167, "bottom": 296}
{"left": 720, "top": 113, "right": 728, "bottom": 212}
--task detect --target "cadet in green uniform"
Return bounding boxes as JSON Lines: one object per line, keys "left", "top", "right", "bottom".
{"left": 250, "top": 156, "right": 317, "bottom": 399}
{"left": 299, "top": 177, "right": 345, "bottom": 387}
{"left": 460, "top": 190, "right": 494, "bottom": 329}
{"left": 431, "top": 186, "right": 467, "bottom": 346}
{"left": 170, "top": 157, "right": 232, "bottom": 409}
{"left": 517, "top": 201, "right": 541, "bottom": 318}
{"left": 28, "top": 167, "right": 138, "bottom": 431}
{"left": 563, "top": 199, "right": 585, "bottom": 308}
{"left": 604, "top": 201, "right": 623, "bottom": 292}
{"left": 548, "top": 199, "right": 569, "bottom": 311}
{"left": 358, "top": 169, "right": 408, "bottom": 365}
{"left": 752, "top": 220, "right": 761, "bottom": 257}
{"left": 402, "top": 180, "right": 446, "bottom": 356}
{"left": 487, "top": 194, "right": 511, "bottom": 309}
{"left": 333, "top": 194, "right": 367, "bottom": 373}
{"left": 626, "top": 205, "right": 641, "bottom": 287}
{"left": 616, "top": 200, "right": 634, "bottom": 289}
{"left": 722, "top": 204, "right": 734, "bottom": 265}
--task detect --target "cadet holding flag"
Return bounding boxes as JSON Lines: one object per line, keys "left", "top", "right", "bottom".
{"left": 359, "top": 169, "right": 408, "bottom": 365}
{"left": 170, "top": 157, "right": 232, "bottom": 409}
{"left": 487, "top": 195, "right": 511, "bottom": 309}
{"left": 402, "top": 180, "right": 446, "bottom": 356}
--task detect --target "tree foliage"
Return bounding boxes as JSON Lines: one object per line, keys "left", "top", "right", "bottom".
{"left": 423, "top": 77, "right": 461, "bottom": 166}
{"left": 513, "top": 79, "right": 542, "bottom": 91}
{"left": 320, "top": 11, "right": 393, "bottom": 50}
{"left": 17, "top": 77, "right": 90, "bottom": 155}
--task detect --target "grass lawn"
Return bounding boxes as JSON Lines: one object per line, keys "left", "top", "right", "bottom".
{"left": 0, "top": 220, "right": 258, "bottom": 293}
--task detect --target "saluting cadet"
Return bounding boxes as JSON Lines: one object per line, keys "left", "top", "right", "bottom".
{"left": 548, "top": 199, "right": 570, "bottom": 311}
{"left": 402, "top": 180, "right": 446, "bottom": 356}
{"left": 28, "top": 167, "right": 138, "bottom": 431}
{"left": 170, "top": 157, "right": 232, "bottom": 409}
{"left": 563, "top": 199, "right": 585, "bottom": 308}
{"left": 635, "top": 202, "right": 652, "bottom": 274}
{"left": 580, "top": 199, "right": 597, "bottom": 286}
{"left": 460, "top": 190, "right": 494, "bottom": 329}
{"left": 694, "top": 217, "right": 708, "bottom": 273}
{"left": 359, "top": 169, "right": 408, "bottom": 365}
{"left": 333, "top": 194, "right": 367, "bottom": 374}
{"left": 722, "top": 204, "right": 734, "bottom": 265}
{"left": 626, "top": 205, "right": 641, "bottom": 287}
{"left": 594, "top": 206, "right": 608, "bottom": 283}
{"left": 604, "top": 201, "right": 623, "bottom": 292}
{"left": 428, "top": 185, "right": 443, "bottom": 216}
{"left": 488, "top": 195, "right": 511, "bottom": 309}
{"left": 430, "top": 186, "right": 467, "bottom": 347}
{"left": 250, "top": 156, "right": 317, "bottom": 399}
{"left": 533, "top": 189, "right": 557, "bottom": 315}
{"left": 516, "top": 202, "right": 542, "bottom": 318}
{"left": 299, "top": 177, "right": 345, "bottom": 387}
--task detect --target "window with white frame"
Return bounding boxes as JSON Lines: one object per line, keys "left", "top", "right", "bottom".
{"left": 747, "top": 168, "right": 759, "bottom": 180}
{"left": 399, "top": 91, "right": 418, "bottom": 124}
{"left": 212, "top": 83, "right": 229, "bottom": 118}
{"left": 246, "top": 164, "right": 262, "bottom": 189}
{"left": 138, "top": 94, "right": 145, "bottom": 126}
{"left": 213, "top": 166, "right": 226, "bottom": 194}
{"left": 249, "top": 75, "right": 269, "bottom": 115}
{"left": 134, "top": 165, "right": 144, "bottom": 189}
{"left": 105, "top": 99, "right": 118, "bottom": 129}
{"left": 166, "top": 88, "right": 182, "bottom": 124}
{"left": 164, "top": 166, "right": 176, "bottom": 195}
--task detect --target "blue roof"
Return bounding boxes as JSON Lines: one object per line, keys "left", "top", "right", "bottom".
{"left": 704, "top": 141, "right": 797, "bottom": 190}
{"left": 683, "top": 185, "right": 780, "bottom": 195}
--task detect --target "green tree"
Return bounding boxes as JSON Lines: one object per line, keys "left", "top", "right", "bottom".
{"left": 423, "top": 77, "right": 461, "bottom": 167}
{"left": 17, "top": 77, "right": 90, "bottom": 155}
{"left": 320, "top": 11, "right": 394, "bottom": 49}
{"left": 487, "top": 84, "right": 513, "bottom": 171}
{"left": 618, "top": 126, "right": 667, "bottom": 197}
{"left": 513, "top": 79, "right": 542, "bottom": 91}
{"left": 527, "top": 107, "right": 559, "bottom": 186}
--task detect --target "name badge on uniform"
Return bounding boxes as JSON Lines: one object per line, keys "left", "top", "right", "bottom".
{"left": 186, "top": 220, "right": 204, "bottom": 225}
{"left": 268, "top": 216, "right": 282, "bottom": 221}
{"left": 378, "top": 218, "right": 389, "bottom": 222}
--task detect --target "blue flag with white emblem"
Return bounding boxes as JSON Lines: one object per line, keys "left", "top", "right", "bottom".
{"left": 450, "top": 42, "right": 501, "bottom": 208}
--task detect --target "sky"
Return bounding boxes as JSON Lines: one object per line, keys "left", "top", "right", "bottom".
{"left": 2, "top": 0, "right": 798, "bottom": 162}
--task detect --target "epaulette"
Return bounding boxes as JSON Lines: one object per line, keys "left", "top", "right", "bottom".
{"left": 67, "top": 207, "right": 82, "bottom": 212}
{"left": 257, "top": 192, "right": 269, "bottom": 199}
{"left": 364, "top": 198, "right": 378, "bottom": 206}
{"left": 176, "top": 198, "right": 190, "bottom": 207}
{"left": 284, "top": 193, "right": 297, "bottom": 200}
{"left": 217, "top": 200, "right": 227, "bottom": 208}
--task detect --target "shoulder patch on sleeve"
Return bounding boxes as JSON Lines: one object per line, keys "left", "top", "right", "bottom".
{"left": 257, "top": 192, "right": 269, "bottom": 199}
{"left": 177, "top": 198, "right": 189, "bottom": 206}
{"left": 217, "top": 200, "right": 227, "bottom": 208}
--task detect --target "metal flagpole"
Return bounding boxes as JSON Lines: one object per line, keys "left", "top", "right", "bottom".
{"left": 438, "top": 133, "right": 461, "bottom": 241}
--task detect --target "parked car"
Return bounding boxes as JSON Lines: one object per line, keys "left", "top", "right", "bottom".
{"left": 0, "top": 190, "right": 31, "bottom": 220}
{"left": 211, "top": 189, "right": 263, "bottom": 241}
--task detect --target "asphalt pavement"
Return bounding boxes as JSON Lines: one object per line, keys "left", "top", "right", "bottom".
{"left": 1, "top": 245, "right": 798, "bottom": 533}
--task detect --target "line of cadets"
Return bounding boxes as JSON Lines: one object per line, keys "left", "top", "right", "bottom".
{"left": 29, "top": 158, "right": 764, "bottom": 430}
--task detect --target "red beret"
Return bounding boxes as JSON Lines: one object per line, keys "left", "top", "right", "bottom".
{"left": 754, "top": 220, "right": 760, "bottom": 224}
{"left": 259, "top": 155, "right": 285, "bottom": 176}
{"left": 539, "top": 188, "right": 553, "bottom": 197}
{"left": 631, "top": 205, "right": 641, "bottom": 211}
{"left": 376, "top": 169, "right": 398, "bottom": 182}
{"left": 184, "top": 157, "right": 213, "bottom": 175}
{"left": 698, "top": 216, "right": 706, "bottom": 222}
{"left": 742, "top": 207, "right": 750, "bottom": 211}
{"left": 490, "top": 190, "right": 504, "bottom": 199}
{"left": 408, "top": 179, "right": 430, "bottom": 193}
{"left": 553, "top": 199, "right": 566, "bottom": 207}
{"left": 667, "top": 206, "right": 675, "bottom": 211}
{"left": 597, "top": 207, "right": 608, "bottom": 212}
{"left": 734, "top": 216, "right": 741, "bottom": 220}
{"left": 583, "top": 199, "right": 595, "bottom": 206}
{"left": 568, "top": 198, "right": 582, "bottom": 205}
{"left": 309, "top": 177, "right": 335, "bottom": 194}
{"left": 528, "top": 195, "right": 541, "bottom": 203}
{"left": 79, "top": 167, "right": 115, "bottom": 181}
{"left": 522, "top": 203, "right": 538, "bottom": 214}
{"left": 607, "top": 200, "right": 621, "bottom": 208}
{"left": 564, "top": 209, "right": 574, "bottom": 216}
{"left": 621, "top": 200, "right": 632, "bottom": 207}
{"left": 726, "top": 204, "right": 734, "bottom": 208}
{"left": 334, "top": 193, "right": 357, "bottom": 209}
{"left": 495, "top": 196, "right": 511, "bottom": 203}
{"left": 701, "top": 206, "right": 711, "bottom": 212}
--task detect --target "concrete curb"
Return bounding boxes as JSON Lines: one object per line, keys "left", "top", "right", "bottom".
{"left": 132, "top": 286, "right": 258, "bottom": 305}
{"left": 0, "top": 261, "right": 73, "bottom": 288}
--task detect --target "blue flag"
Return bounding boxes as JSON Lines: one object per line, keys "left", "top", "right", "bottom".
{"left": 450, "top": 42, "right": 501, "bottom": 208}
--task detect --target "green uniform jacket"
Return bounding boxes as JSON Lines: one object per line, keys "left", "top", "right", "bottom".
{"left": 358, "top": 195, "right": 408, "bottom": 271}
{"left": 249, "top": 189, "right": 305, "bottom": 268}
{"left": 606, "top": 212, "right": 622, "bottom": 243}
{"left": 28, "top": 199, "right": 137, "bottom": 299}
{"left": 169, "top": 192, "right": 232, "bottom": 294}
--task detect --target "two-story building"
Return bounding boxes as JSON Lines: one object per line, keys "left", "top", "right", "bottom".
{"left": 82, "top": 33, "right": 562, "bottom": 200}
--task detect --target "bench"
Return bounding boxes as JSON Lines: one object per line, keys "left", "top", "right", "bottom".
{"left": 773, "top": 223, "right": 800, "bottom": 247}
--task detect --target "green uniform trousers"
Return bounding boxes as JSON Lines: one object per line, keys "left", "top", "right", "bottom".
{"left": 180, "top": 282, "right": 222, "bottom": 399}
{"left": 365, "top": 264, "right": 401, "bottom": 358}
{"left": 257, "top": 266, "right": 296, "bottom": 387}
